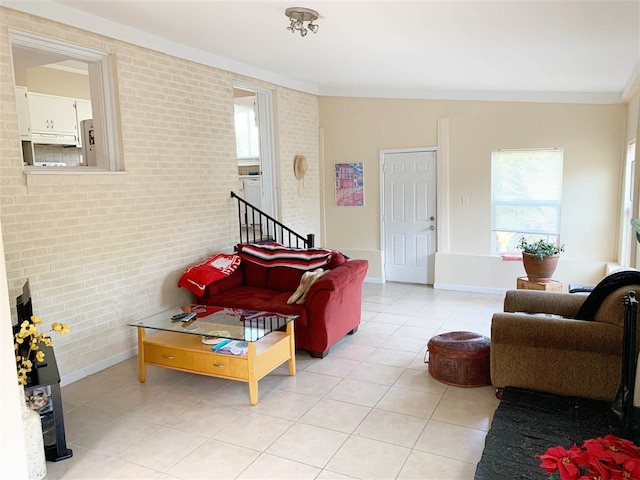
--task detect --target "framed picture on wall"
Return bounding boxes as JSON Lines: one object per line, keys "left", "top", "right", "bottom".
{"left": 335, "top": 162, "right": 364, "bottom": 206}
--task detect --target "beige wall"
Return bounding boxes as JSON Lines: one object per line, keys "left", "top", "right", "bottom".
{"left": 276, "top": 88, "right": 321, "bottom": 243}
{"left": 0, "top": 7, "right": 320, "bottom": 381}
{"left": 320, "top": 97, "right": 627, "bottom": 289}
{"left": 15, "top": 66, "right": 91, "bottom": 99}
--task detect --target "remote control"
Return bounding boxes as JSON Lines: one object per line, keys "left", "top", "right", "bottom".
{"left": 171, "top": 312, "right": 189, "bottom": 321}
{"left": 180, "top": 312, "right": 197, "bottom": 322}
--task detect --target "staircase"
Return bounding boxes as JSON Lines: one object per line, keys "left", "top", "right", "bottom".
{"left": 230, "top": 191, "right": 315, "bottom": 248}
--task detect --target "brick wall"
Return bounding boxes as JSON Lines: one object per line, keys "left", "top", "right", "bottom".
{"left": 276, "top": 88, "right": 321, "bottom": 241}
{"left": 0, "top": 7, "right": 320, "bottom": 380}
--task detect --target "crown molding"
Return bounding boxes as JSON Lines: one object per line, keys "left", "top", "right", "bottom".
{"left": 622, "top": 63, "right": 640, "bottom": 103}
{"left": 318, "top": 87, "right": 623, "bottom": 104}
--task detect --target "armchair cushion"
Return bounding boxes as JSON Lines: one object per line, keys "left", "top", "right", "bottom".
{"left": 576, "top": 270, "right": 640, "bottom": 321}
{"left": 492, "top": 313, "right": 620, "bottom": 355}
{"left": 504, "top": 290, "right": 586, "bottom": 318}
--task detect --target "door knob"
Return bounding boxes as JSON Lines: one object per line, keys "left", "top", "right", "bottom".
{"left": 429, "top": 226, "right": 435, "bottom": 230}
{"left": 430, "top": 216, "right": 435, "bottom": 221}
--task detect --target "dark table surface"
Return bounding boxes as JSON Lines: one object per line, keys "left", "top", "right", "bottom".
{"left": 475, "top": 387, "right": 640, "bottom": 480}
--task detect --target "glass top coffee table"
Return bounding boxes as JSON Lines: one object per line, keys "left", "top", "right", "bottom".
{"left": 128, "top": 305, "right": 297, "bottom": 405}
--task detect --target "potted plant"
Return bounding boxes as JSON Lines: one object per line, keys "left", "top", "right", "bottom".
{"left": 517, "top": 237, "right": 565, "bottom": 282}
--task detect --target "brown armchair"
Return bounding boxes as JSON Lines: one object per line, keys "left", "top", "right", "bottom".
{"left": 491, "top": 276, "right": 640, "bottom": 402}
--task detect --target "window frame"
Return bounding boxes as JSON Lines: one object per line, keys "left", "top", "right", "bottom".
{"left": 621, "top": 140, "right": 636, "bottom": 266}
{"left": 491, "top": 147, "right": 564, "bottom": 254}
{"left": 9, "top": 29, "right": 121, "bottom": 172}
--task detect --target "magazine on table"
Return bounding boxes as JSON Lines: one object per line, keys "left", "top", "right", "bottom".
{"left": 212, "top": 340, "right": 249, "bottom": 356}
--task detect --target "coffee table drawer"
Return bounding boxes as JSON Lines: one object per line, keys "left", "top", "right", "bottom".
{"left": 193, "top": 353, "right": 248, "bottom": 379}
{"left": 145, "top": 344, "right": 192, "bottom": 369}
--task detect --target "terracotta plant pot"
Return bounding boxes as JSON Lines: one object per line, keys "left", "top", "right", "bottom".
{"left": 522, "top": 252, "right": 559, "bottom": 281}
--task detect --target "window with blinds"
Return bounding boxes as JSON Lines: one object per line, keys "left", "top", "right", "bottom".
{"left": 491, "top": 148, "right": 563, "bottom": 254}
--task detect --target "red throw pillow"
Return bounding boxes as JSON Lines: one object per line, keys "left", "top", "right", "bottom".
{"left": 178, "top": 253, "right": 241, "bottom": 296}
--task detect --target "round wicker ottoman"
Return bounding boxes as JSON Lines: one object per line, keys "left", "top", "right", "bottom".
{"left": 427, "top": 331, "right": 491, "bottom": 387}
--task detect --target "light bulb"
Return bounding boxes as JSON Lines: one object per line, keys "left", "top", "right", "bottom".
{"left": 308, "top": 23, "right": 318, "bottom": 33}
{"left": 300, "top": 27, "right": 307, "bottom": 37}
{"left": 295, "top": 20, "right": 303, "bottom": 30}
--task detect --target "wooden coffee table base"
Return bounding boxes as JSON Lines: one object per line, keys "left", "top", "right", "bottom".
{"left": 136, "top": 321, "right": 295, "bottom": 405}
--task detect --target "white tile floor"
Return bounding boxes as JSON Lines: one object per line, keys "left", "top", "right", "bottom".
{"left": 46, "top": 283, "right": 503, "bottom": 480}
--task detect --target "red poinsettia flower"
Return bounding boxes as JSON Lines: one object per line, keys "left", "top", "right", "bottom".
{"left": 578, "top": 459, "right": 612, "bottom": 480}
{"left": 540, "top": 437, "right": 640, "bottom": 480}
{"left": 584, "top": 436, "right": 640, "bottom": 466}
{"left": 537, "top": 444, "right": 584, "bottom": 479}
{"left": 603, "top": 436, "right": 640, "bottom": 459}
{"left": 614, "top": 458, "right": 640, "bottom": 479}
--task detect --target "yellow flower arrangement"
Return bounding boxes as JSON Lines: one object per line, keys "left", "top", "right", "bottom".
{"left": 14, "top": 315, "right": 70, "bottom": 385}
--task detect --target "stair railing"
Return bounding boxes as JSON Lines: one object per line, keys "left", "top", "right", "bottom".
{"left": 230, "top": 191, "right": 315, "bottom": 248}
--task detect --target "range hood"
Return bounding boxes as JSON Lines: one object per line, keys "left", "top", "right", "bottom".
{"left": 31, "top": 132, "right": 77, "bottom": 146}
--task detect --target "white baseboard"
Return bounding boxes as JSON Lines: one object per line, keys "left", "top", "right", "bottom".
{"left": 434, "top": 283, "right": 508, "bottom": 295}
{"left": 364, "top": 276, "right": 384, "bottom": 284}
{"left": 60, "top": 346, "right": 138, "bottom": 387}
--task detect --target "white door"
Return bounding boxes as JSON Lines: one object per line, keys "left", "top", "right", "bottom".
{"left": 383, "top": 150, "right": 437, "bottom": 284}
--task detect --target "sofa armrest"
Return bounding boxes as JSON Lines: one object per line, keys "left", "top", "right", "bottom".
{"left": 306, "top": 260, "right": 368, "bottom": 298}
{"left": 503, "top": 290, "right": 586, "bottom": 318}
{"left": 199, "top": 268, "right": 243, "bottom": 301}
{"left": 491, "top": 313, "right": 621, "bottom": 355}
{"left": 300, "top": 259, "right": 368, "bottom": 353}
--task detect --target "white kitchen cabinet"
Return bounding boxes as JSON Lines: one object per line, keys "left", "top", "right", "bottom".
{"left": 75, "top": 99, "right": 92, "bottom": 147}
{"left": 15, "top": 86, "right": 31, "bottom": 140}
{"left": 28, "top": 92, "right": 78, "bottom": 144}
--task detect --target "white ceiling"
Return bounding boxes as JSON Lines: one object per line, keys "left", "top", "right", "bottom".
{"left": 6, "top": 0, "right": 640, "bottom": 103}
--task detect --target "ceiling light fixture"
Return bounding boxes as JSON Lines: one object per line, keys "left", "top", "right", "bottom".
{"left": 285, "top": 7, "right": 319, "bottom": 37}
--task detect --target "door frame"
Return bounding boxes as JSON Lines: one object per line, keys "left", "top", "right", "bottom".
{"left": 379, "top": 146, "right": 439, "bottom": 283}
{"left": 234, "top": 82, "right": 278, "bottom": 219}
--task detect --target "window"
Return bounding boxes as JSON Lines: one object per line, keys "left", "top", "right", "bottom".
{"left": 491, "top": 148, "right": 563, "bottom": 254}
{"left": 234, "top": 97, "right": 260, "bottom": 160}
{"left": 621, "top": 140, "right": 636, "bottom": 266}
{"left": 9, "top": 29, "right": 120, "bottom": 171}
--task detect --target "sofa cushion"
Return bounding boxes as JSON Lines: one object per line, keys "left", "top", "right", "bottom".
{"left": 267, "top": 266, "right": 305, "bottom": 292}
{"left": 327, "top": 251, "right": 349, "bottom": 269}
{"left": 239, "top": 256, "right": 270, "bottom": 288}
{"left": 204, "top": 286, "right": 308, "bottom": 327}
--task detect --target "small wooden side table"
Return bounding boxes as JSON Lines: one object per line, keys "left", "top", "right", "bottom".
{"left": 517, "top": 277, "right": 562, "bottom": 292}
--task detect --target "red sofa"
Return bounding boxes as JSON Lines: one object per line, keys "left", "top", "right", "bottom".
{"left": 194, "top": 246, "right": 368, "bottom": 358}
